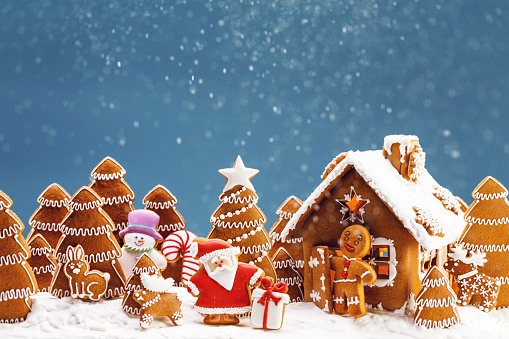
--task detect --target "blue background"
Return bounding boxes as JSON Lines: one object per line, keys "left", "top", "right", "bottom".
{"left": 1, "top": 0, "right": 508, "bottom": 237}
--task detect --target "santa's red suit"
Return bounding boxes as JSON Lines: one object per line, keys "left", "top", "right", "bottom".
{"left": 187, "top": 263, "right": 263, "bottom": 314}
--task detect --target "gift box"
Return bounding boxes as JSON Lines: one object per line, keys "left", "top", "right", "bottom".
{"left": 251, "top": 277, "right": 290, "bottom": 330}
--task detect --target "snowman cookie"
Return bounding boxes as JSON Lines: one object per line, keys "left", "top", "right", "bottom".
{"left": 330, "top": 225, "right": 377, "bottom": 317}
{"left": 118, "top": 210, "right": 168, "bottom": 278}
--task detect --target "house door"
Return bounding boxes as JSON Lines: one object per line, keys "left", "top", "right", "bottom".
{"left": 309, "top": 245, "right": 333, "bottom": 313}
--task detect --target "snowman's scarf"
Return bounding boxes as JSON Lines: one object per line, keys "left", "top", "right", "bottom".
{"left": 123, "top": 244, "right": 153, "bottom": 254}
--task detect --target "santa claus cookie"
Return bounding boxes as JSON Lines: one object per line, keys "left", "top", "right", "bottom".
{"left": 118, "top": 210, "right": 167, "bottom": 278}
{"left": 187, "top": 238, "right": 265, "bottom": 325}
{"left": 329, "top": 225, "right": 376, "bottom": 317}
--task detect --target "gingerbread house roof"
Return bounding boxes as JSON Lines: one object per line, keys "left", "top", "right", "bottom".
{"left": 281, "top": 150, "right": 465, "bottom": 250}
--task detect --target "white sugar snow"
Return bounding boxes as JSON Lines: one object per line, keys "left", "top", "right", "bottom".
{"left": 1, "top": 288, "right": 509, "bottom": 338}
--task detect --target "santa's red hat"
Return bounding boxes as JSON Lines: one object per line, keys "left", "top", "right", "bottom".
{"left": 189, "top": 239, "right": 240, "bottom": 263}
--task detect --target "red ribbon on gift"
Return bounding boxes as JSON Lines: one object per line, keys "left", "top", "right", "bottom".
{"left": 256, "top": 277, "right": 288, "bottom": 329}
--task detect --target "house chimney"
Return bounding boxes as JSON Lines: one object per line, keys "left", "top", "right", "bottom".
{"left": 382, "top": 135, "right": 425, "bottom": 182}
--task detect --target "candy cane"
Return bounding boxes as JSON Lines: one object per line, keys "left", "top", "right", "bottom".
{"left": 161, "top": 230, "right": 200, "bottom": 285}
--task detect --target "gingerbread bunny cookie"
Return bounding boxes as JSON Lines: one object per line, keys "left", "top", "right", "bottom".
{"left": 330, "top": 225, "right": 376, "bottom": 317}
{"left": 63, "top": 245, "right": 110, "bottom": 301}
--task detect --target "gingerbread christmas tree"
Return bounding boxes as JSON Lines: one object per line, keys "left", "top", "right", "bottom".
{"left": 27, "top": 234, "right": 57, "bottom": 292}
{"left": 208, "top": 156, "right": 276, "bottom": 280}
{"left": 122, "top": 253, "right": 162, "bottom": 315}
{"left": 89, "top": 156, "right": 135, "bottom": 246}
{"left": 458, "top": 176, "right": 509, "bottom": 307}
{"left": 414, "top": 266, "right": 460, "bottom": 328}
{"left": 0, "top": 190, "right": 38, "bottom": 323}
{"left": 50, "top": 186, "right": 126, "bottom": 299}
{"left": 272, "top": 248, "right": 304, "bottom": 302}
{"left": 27, "top": 183, "right": 70, "bottom": 249}
{"left": 143, "top": 185, "right": 186, "bottom": 282}
{"left": 269, "top": 196, "right": 304, "bottom": 275}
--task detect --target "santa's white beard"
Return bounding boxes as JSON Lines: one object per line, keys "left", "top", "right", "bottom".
{"left": 204, "top": 259, "right": 238, "bottom": 291}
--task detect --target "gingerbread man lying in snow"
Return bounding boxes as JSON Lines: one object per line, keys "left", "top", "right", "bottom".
{"left": 330, "top": 225, "right": 376, "bottom": 317}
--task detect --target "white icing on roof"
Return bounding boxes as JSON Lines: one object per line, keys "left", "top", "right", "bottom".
{"left": 281, "top": 150, "right": 464, "bottom": 250}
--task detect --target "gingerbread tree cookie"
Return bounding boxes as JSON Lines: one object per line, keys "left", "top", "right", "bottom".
{"left": 208, "top": 156, "right": 276, "bottom": 280}
{"left": 458, "top": 176, "right": 509, "bottom": 307}
{"left": 50, "top": 186, "right": 125, "bottom": 299}
{"left": 27, "top": 183, "right": 70, "bottom": 249}
{"left": 269, "top": 196, "right": 304, "bottom": 276}
{"left": 143, "top": 185, "right": 186, "bottom": 282}
{"left": 271, "top": 248, "right": 304, "bottom": 302}
{"left": 0, "top": 190, "right": 38, "bottom": 323}
{"left": 123, "top": 253, "right": 162, "bottom": 316}
{"left": 89, "top": 156, "right": 135, "bottom": 246}
{"left": 27, "top": 234, "right": 57, "bottom": 292}
{"left": 414, "top": 266, "right": 460, "bottom": 329}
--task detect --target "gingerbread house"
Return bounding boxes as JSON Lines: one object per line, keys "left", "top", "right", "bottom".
{"left": 280, "top": 135, "right": 465, "bottom": 311}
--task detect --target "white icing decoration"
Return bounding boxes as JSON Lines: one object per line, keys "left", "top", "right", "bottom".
{"left": 240, "top": 243, "right": 270, "bottom": 255}
{"left": 448, "top": 245, "right": 487, "bottom": 266}
{"left": 270, "top": 233, "right": 303, "bottom": 244}
{"left": 414, "top": 311, "right": 460, "bottom": 329}
{"left": 0, "top": 234, "right": 30, "bottom": 267}
{"left": 60, "top": 225, "right": 111, "bottom": 237}
{"left": 158, "top": 223, "right": 185, "bottom": 232}
{"left": 210, "top": 217, "right": 266, "bottom": 229}
{"left": 414, "top": 206, "right": 444, "bottom": 235}
{"left": 408, "top": 146, "right": 426, "bottom": 181}
{"left": 90, "top": 156, "right": 126, "bottom": 180}
{"left": 194, "top": 305, "right": 252, "bottom": 315}
{"left": 0, "top": 220, "right": 22, "bottom": 239}
{"left": 310, "top": 290, "right": 321, "bottom": 303}
{"left": 145, "top": 200, "right": 175, "bottom": 209}
{"left": 186, "top": 280, "right": 199, "bottom": 296}
{"left": 227, "top": 226, "right": 263, "bottom": 244}
{"left": 37, "top": 196, "right": 69, "bottom": 208}
{"left": 0, "top": 262, "right": 37, "bottom": 302}
{"left": 279, "top": 276, "right": 303, "bottom": 286}
{"left": 249, "top": 268, "right": 263, "bottom": 286}
{"left": 101, "top": 194, "right": 134, "bottom": 205}
{"left": 29, "top": 221, "right": 62, "bottom": 232}
{"left": 32, "top": 264, "right": 56, "bottom": 275}
{"left": 433, "top": 185, "right": 461, "bottom": 214}
{"left": 141, "top": 273, "right": 174, "bottom": 293}
{"left": 219, "top": 155, "right": 259, "bottom": 193}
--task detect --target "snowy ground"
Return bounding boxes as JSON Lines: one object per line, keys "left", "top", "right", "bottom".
{"left": 1, "top": 288, "right": 509, "bottom": 339}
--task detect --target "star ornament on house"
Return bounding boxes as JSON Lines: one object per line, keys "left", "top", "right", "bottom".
{"left": 219, "top": 155, "right": 259, "bottom": 192}
{"left": 336, "top": 186, "right": 370, "bottom": 224}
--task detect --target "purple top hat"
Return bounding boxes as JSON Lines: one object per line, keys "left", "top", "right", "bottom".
{"left": 119, "top": 209, "right": 162, "bottom": 241}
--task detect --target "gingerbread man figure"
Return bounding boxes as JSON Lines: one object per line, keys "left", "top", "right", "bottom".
{"left": 330, "top": 225, "right": 376, "bottom": 317}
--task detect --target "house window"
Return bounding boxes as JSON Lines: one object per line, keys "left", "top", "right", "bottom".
{"left": 366, "top": 237, "right": 397, "bottom": 287}
{"left": 375, "top": 262, "right": 390, "bottom": 279}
